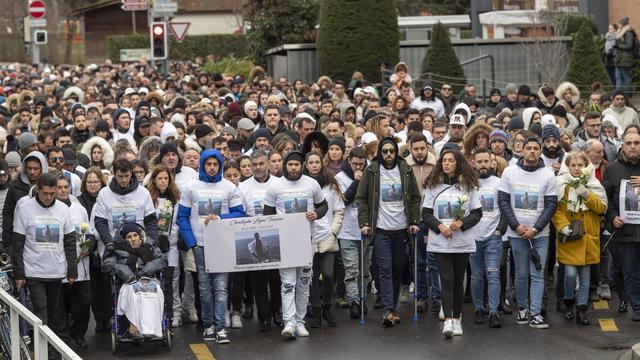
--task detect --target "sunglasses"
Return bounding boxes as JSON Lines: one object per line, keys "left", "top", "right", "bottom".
{"left": 49, "top": 157, "right": 64, "bottom": 163}
{"left": 381, "top": 148, "right": 395, "bottom": 155}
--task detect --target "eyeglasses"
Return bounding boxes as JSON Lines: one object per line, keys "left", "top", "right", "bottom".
{"left": 49, "top": 157, "right": 64, "bottom": 163}
{"left": 381, "top": 149, "right": 395, "bottom": 155}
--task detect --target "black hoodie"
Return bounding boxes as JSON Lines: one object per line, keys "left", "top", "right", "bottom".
{"left": 94, "top": 175, "right": 159, "bottom": 246}
{"left": 376, "top": 137, "right": 399, "bottom": 170}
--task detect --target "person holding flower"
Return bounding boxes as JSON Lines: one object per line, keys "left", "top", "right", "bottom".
{"left": 146, "top": 165, "right": 182, "bottom": 328}
{"left": 552, "top": 152, "right": 607, "bottom": 326}
{"left": 422, "top": 144, "right": 483, "bottom": 338}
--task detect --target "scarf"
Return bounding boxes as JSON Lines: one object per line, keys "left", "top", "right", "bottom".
{"left": 556, "top": 156, "right": 608, "bottom": 213}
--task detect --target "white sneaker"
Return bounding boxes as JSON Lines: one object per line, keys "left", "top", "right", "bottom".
{"left": 295, "top": 323, "right": 309, "bottom": 337}
{"left": 171, "top": 316, "right": 182, "bottom": 328}
{"left": 281, "top": 322, "right": 295, "bottom": 339}
{"left": 598, "top": 284, "right": 612, "bottom": 300}
{"left": 231, "top": 314, "right": 243, "bottom": 329}
{"left": 203, "top": 326, "right": 216, "bottom": 341}
{"left": 409, "top": 282, "right": 415, "bottom": 293}
{"left": 225, "top": 311, "right": 231, "bottom": 328}
{"left": 443, "top": 319, "right": 453, "bottom": 338}
{"left": 371, "top": 281, "right": 378, "bottom": 294}
{"left": 452, "top": 319, "right": 463, "bottom": 336}
{"left": 439, "top": 306, "right": 445, "bottom": 321}
{"left": 188, "top": 309, "right": 199, "bottom": 323}
{"left": 399, "top": 285, "right": 411, "bottom": 303}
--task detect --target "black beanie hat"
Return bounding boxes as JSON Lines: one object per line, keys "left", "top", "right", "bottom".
{"left": 159, "top": 142, "right": 178, "bottom": 160}
{"left": 329, "top": 138, "right": 345, "bottom": 153}
{"left": 194, "top": 124, "right": 213, "bottom": 140}
{"left": 94, "top": 120, "right": 110, "bottom": 133}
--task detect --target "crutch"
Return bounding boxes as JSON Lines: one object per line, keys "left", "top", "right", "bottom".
{"left": 360, "top": 234, "right": 366, "bottom": 325}
{"left": 413, "top": 232, "right": 419, "bottom": 323}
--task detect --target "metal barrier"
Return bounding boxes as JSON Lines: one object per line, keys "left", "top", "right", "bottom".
{"left": 0, "top": 288, "right": 82, "bottom": 360}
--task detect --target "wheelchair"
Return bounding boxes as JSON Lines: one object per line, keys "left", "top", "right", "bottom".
{"left": 106, "top": 222, "right": 172, "bottom": 354}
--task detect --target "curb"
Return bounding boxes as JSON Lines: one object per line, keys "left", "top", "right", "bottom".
{"left": 633, "top": 343, "right": 640, "bottom": 360}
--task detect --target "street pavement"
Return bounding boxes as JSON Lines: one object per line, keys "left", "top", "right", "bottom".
{"left": 73, "top": 290, "right": 638, "bottom": 360}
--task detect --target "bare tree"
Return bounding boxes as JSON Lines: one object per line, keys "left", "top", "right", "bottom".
{"left": 522, "top": 9, "right": 570, "bottom": 88}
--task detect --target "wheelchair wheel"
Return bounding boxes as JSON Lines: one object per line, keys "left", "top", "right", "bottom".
{"left": 111, "top": 332, "right": 117, "bottom": 354}
{"left": 164, "top": 328, "right": 172, "bottom": 350}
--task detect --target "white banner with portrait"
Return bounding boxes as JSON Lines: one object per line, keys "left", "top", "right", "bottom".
{"left": 619, "top": 179, "right": 640, "bottom": 224}
{"left": 204, "top": 213, "right": 312, "bottom": 273}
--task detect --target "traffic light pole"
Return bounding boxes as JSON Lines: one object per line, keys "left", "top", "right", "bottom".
{"left": 31, "top": 28, "right": 39, "bottom": 64}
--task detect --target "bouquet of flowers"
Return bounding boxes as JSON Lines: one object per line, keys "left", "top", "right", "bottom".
{"left": 77, "top": 223, "right": 91, "bottom": 264}
{"left": 158, "top": 200, "right": 174, "bottom": 234}
{"left": 564, "top": 165, "right": 592, "bottom": 212}
{"left": 454, "top": 194, "right": 469, "bottom": 220}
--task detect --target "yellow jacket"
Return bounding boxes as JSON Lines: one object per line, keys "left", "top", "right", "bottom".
{"left": 552, "top": 188, "right": 606, "bottom": 266}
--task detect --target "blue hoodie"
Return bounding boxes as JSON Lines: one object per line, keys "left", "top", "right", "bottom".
{"left": 177, "top": 149, "right": 246, "bottom": 248}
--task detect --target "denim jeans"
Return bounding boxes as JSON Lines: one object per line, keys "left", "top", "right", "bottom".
{"left": 340, "top": 239, "right": 371, "bottom": 303}
{"left": 617, "top": 242, "right": 640, "bottom": 313}
{"left": 615, "top": 66, "right": 632, "bottom": 98}
{"left": 510, "top": 236, "right": 549, "bottom": 316}
{"left": 373, "top": 230, "right": 407, "bottom": 311}
{"left": 279, "top": 266, "right": 312, "bottom": 326}
{"left": 427, "top": 251, "right": 441, "bottom": 301}
{"left": 415, "top": 228, "right": 428, "bottom": 300}
{"left": 194, "top": 246, "right": 228, "bottom": 331}
{"left": 470, "top": 235, "right": 503, "bottom": 314}
{"left": 564, "top": 265, "right": 590, "bottom": 306}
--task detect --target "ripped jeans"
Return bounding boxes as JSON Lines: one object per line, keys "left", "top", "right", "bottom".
{"left": 194, "top": 246, "right": 228, "bottom": 331}
{"left": 469, "top": 235, "right": 503, "bottom": 314}
{"left": 279, "top": 266, "right": 313, "bottom": 326}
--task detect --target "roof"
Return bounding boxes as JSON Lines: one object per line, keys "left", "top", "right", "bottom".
{"left": 398, "top": 15, "right": 471, "bottom": 28}
{"left": 72, "top": 0, "right": 241, "bottom": 15}
{"left": 478, "top": 10, "right": 547, "bottom": 26}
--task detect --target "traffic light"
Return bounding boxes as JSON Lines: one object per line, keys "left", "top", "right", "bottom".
{"left": 34, "top": 30, "right": 47, "bottom": 45}
{"left": 150, "top": 22, "right": 168, "bottom": 60}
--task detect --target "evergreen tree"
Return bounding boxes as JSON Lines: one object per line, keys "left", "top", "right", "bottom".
{"left": 565, "top": 22, "right": 612, "bottom": 93}
{"left": 317, "top": 0, "right": 399, "bottom": 82}
{"left": 421, "top": 22, "right": 465, "bottom": 93}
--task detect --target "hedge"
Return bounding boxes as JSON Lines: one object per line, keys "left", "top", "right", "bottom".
{"left": 106, "top": 34, "right": 249, "bottom": 62}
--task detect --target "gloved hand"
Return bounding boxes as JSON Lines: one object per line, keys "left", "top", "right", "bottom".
{"left": 560, "top": 226, "right": 572, "bottom": 236}
{"left": 575, "top": 185, "right": 589, "bottom": 199}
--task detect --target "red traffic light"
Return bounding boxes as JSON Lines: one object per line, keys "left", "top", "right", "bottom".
{"left": 153, "top": 25, "right": 164, "bottom": 36}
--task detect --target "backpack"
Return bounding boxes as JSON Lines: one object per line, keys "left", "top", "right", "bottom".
{"left": 631, "top": 30, "right": 640, "bottom": 59}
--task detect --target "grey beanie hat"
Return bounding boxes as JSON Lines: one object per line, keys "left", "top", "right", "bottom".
{"left": 18, "top": 132, "right": 37, "bottom": 150}
{"left": 5, "top": 151, "right": 21, "bottom": 167}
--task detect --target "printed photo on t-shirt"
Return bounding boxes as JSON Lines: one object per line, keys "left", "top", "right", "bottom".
{"left": 283, "top": 195, "right": 308, "bottom": 213}
{"left": 252, "top": 194, "right": 266, "bottom": 215}
{"left": 514, "top": 190, "right": 538, "bottom": 212}
{"left": 381, "top": 182, "right": 403, "bottom": 202}
{"left": 198, "top": 197, "right": 222, "bottom": 217}
{"left": 479, "top": 193, "right": 495, "bottom": 213}
{"left": 235, "top": 229, "right": 282, "bottom": 265}
{"left": 620, "top": 180, "right": 640, "bottom": 224}
{"left": 112, "top": 204, "right": 137, "bottom": 225}
{"left": 34, "top": 215, "right": 62, "bottom": 251}
{"left": 436, "top": 200, "right": 460, "bottom": 225}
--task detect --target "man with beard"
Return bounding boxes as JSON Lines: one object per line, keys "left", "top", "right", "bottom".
{"left": 541, "top": 125, "right": 564, "bottom": 174}
{"left": 356, "top": 137, "right": 421, "bottom": 327}
{"left": 405, "top": 134, "right": 438, "bottom": 313}
{"left": 263, "top": 151, "right": 328, "bottom": 339}
{"left": 434, "top": 114, "right": 467, "bottom": 155}
{"left": 437, "top": 83, "right": 457, "bottom": 117}
{"left": 470, "top": 148, "right": 507, "bottom": 328}
{"left": 238, "top": 150, "right": 282, "bottom": 332}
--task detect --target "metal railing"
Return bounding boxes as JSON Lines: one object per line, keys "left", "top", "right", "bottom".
{"left": 0, "top": 288, "right": 82, "bottom": 360}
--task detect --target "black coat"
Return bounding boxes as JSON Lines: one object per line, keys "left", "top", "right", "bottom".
{"left": 603, "top": 153, "right": 640, "bottom": 243}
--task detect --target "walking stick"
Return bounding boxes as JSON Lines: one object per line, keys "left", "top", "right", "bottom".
{"left": 413, "top": 232, "right": 419, "bottom": 323}
{"left": 360, "top": 234, "right": 366, "bottom": 325}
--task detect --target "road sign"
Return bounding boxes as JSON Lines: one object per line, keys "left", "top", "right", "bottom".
{"left": 152, "top": 1, "right": 177, "bottom": 13}
{"left": 29, "top": 19, "right": 46, "bottom": 27}
{"left": 34, "top": 30, "right": 47, "bottom": 45}
{"left": 168, "top": 22, "right": 190, "bottom": 42}
{"left": 121, "top": 3, "right": 147, "bottom": 11}
{"left": 120, "top": 48, "right": 150, "bottom": 62}
{"left": 29, "top": 0, "right": 46, "bottom": 19}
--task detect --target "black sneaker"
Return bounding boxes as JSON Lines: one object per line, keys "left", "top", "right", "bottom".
{"left": 382, "top": 310, "right": 394, "bottom": 327}
{"left": 489, "top": 313, "right": 501, "bottom": 328}
{"left": 242, "top": 306, "right": 254, "bottom": 319}
{"left": 619, "top": 301, "right": 629, "bottom": 313}
{"left": 349, "top": 301, "right": 360, "bottom": 319}
{"left": 215, "top": 329, "right": 230, "bottom": 344}
{"left": 416, "top": 299, "right": 428, "bottom": 313}
{"left": 498, "top": 302, "right": 512, "bottom": 315}
{"left": 203, "top": 326, "right": 215, "bottom": 341}
{"left": 528, "top": 314, "right": 549, "bottom": 329}
{"left": 517, "top": 309, "right": 529, "bottom": 325}
{"left": 431, "top": 300, "right": 441, "bottom": 314}
{"left": 474, "top": 309, "right": 484, "bottom": 324}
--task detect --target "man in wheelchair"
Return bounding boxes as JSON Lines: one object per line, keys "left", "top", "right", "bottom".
{"left": 102, "top": 222, "right": 167, "bottom": 340}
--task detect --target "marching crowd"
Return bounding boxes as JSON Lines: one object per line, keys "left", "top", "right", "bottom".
{"left": 0, "top": 29, "right": 639, "bottom": 349}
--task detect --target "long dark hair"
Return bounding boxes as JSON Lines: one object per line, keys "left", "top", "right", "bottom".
{"left": 303, "top": 151, "right": 342, "bottom": 197}
{"left": 425, "top": 149, "right": 479, "bottom": 192}
{"left": 146, "top": 165, "right": 180, "bottom": 207}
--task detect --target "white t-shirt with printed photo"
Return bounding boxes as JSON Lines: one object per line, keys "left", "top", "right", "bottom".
{"left": 179, "top": 178, "right": 244, "bottom": 247}
{"left": 335, "top": 171, "right": 361, "bottom": 241}
{"left": 91, "top": 185, "right": 156, "bottom": 241}
{"left": 263, "top": 175, "right": 324, "bottom": 216}
{"left": 498, "top": 164, "right": 558, "bottom": 238}
{"left": 239, "top": 176, "right": 277, "bottom": 217}
{"left": 423, "top": 184, "right": 481, "bottom": 253}
{"left": 14, "top": 198, "right": 76, "bottom": 279}
{"left": 377, "top": 166, "right": 407, "bottom": 231}
{"left": 311, "top": 186, "right": 344, "bottom": 243}
{"left": 476, "top": 176, "right": 502, "bottom": 241}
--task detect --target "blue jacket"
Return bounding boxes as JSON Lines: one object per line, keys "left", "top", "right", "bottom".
{"left": 177, "top": 149, "right": 246, "bottom": 248}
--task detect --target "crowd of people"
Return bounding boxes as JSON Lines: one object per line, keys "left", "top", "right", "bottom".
{"left": 0, "top": 19, "right": 639, "bottom": 350}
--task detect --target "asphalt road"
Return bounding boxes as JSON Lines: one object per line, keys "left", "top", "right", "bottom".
{"left": 71, "top": 291, "right": 638, "bottom": 360}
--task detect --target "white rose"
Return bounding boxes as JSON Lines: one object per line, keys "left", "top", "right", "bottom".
{"left": 459, "top": 194, "right": 469, "bottom": 203}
